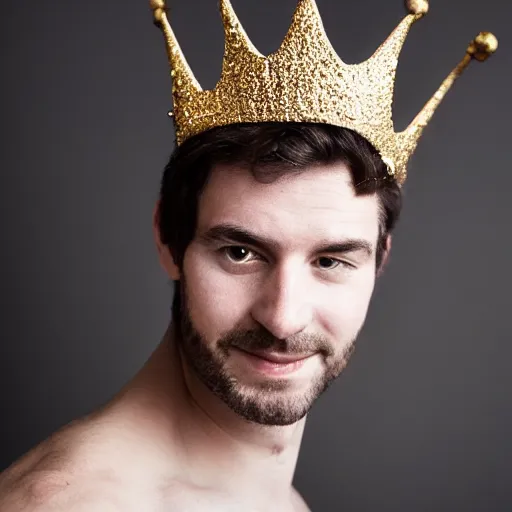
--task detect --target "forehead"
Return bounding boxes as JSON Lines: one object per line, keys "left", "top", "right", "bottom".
{"left": 196, "top": 162, "right": 381, "bottom": 247}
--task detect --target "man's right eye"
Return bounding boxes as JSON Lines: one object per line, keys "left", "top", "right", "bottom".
{"left": 219, "top": 246, "right": 258, "bottom": 264}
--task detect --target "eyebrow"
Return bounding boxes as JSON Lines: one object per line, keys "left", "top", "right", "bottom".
{"left": 198, "top": 223, "right": 374, "bottom": 258}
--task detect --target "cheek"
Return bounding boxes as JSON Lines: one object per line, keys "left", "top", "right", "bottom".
{"left": 183, "top": 250, "right": 251, "bottom": 339}
{"left": 318, "top": 271, "right": 376, "bottom": 337}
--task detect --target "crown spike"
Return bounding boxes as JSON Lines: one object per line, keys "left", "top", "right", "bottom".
{"left": 400, "top": 32, "right": 498, "bottom": 156}
{"left": 364, "top": 13, "right": 421, "bottom": 78}
{"left": 220, "top": 0, "right": 263, "bottom": 58}
{"left": 150, "top": 0, "right": 202, "bottom": 93}
{"left": 277, "top": 0, "right": 345, "bottom": 66}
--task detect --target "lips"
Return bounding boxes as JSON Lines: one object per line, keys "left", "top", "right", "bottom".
{"left": 238, "top": 349, "right": 313, "bottom": 365}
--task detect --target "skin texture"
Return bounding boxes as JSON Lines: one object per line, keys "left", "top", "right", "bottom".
{"left": 0, "top": 161, "right": 390, "bottom": 511}
{"left": 175, "top": 162, "right": 384, "bottom": 427}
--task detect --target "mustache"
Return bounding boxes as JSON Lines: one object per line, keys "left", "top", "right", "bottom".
{"left": 218, "top": 328, "right": 334, "bottom": 358}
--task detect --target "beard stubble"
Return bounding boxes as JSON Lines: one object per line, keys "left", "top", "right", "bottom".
{"left": 173, "top": 280, "right": 358, "bottom": 426}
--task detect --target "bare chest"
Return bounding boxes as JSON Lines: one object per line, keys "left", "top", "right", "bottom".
{"left": 157, "top": 484, "right": 307, "bottom": 512}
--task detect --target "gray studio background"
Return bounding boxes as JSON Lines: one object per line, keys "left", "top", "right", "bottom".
{"left": 1, "top": 0, "right": 511, "bottom": 510}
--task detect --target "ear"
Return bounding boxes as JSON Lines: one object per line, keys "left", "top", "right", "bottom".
{"left": 376, "top": 234, "right": 392, "bottom": 278}
{"left": 152, "top": 200, "right": 181, "bottom": 281}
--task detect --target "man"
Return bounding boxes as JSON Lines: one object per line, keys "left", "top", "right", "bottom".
{"left": 0, "top": 0, "right": 497, "bottom": 510}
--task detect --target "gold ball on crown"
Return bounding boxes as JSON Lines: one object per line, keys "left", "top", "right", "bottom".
{"left": 406, "top": 0, "right": 429, "bottom": 15}
{"left": 150, "top": 0, "right": 165, "bottom": 22}
{"left": 468, "top": 32, "right": 499, "bottom": 61}
{"left": 150, "top": 0, "right": 165, "bottom": 9}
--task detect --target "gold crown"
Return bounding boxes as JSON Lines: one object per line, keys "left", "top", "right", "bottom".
{"left": 150, "top": 0, "right": 497, "bottom": 184}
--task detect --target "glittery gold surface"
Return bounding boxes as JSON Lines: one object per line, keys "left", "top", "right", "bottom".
{"left": 150, "top": 0, "right": 497, "bottom": 185}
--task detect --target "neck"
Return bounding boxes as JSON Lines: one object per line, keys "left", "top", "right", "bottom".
{"left": 104, "top": 322, "right": 306, "bottom": 502}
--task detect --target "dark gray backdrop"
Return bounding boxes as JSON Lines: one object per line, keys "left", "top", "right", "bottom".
{"left": 1, "top": 0, "right": 511, "bottom": 510}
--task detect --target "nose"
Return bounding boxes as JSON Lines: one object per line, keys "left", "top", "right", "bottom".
{"left": 250, "top": 262, "right": 313, "bottom": 341}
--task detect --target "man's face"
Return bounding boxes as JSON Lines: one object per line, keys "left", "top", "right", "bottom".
{"left": 170, "top": 162, "right": 383, "bottom": 426}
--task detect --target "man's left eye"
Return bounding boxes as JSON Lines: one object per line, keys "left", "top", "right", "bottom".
{"left": 318, "top": 256, "right": 354, "bottom": 270}
{"left": 317, "top": 257, "right": 342, "bottom": 270}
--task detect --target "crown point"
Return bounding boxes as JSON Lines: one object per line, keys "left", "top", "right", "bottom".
{"left": 406, "top": 0, "right": 429, "bottom": 15}
{"left": 467, "top": 32, "right": 498, "bottom": 61}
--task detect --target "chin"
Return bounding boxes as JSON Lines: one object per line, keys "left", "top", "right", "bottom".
{"left": 217, "top": 369, "right": 335, "bottom": 426}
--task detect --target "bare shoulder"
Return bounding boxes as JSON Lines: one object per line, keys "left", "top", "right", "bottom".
{"left": 0, "top": 461, "right": 129, "bottom": 512}
{"left": 0, "top": 467, "right": 80, "bottom": 512}
{"left": 0, "top": 429, "right": 68, "bottom": 510}
{"left": 0, "top": 419, "right": 132, "bottom": 511}
{"left": 292, "top": 487, "right": 311, "bottom": 512}
{"left": 0, "top": 473, "right": 126, "bottom": 511}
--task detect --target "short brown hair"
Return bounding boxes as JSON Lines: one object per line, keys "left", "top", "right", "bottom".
{"left": 157, "top": 122, "right": 403, "bottom": 317}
